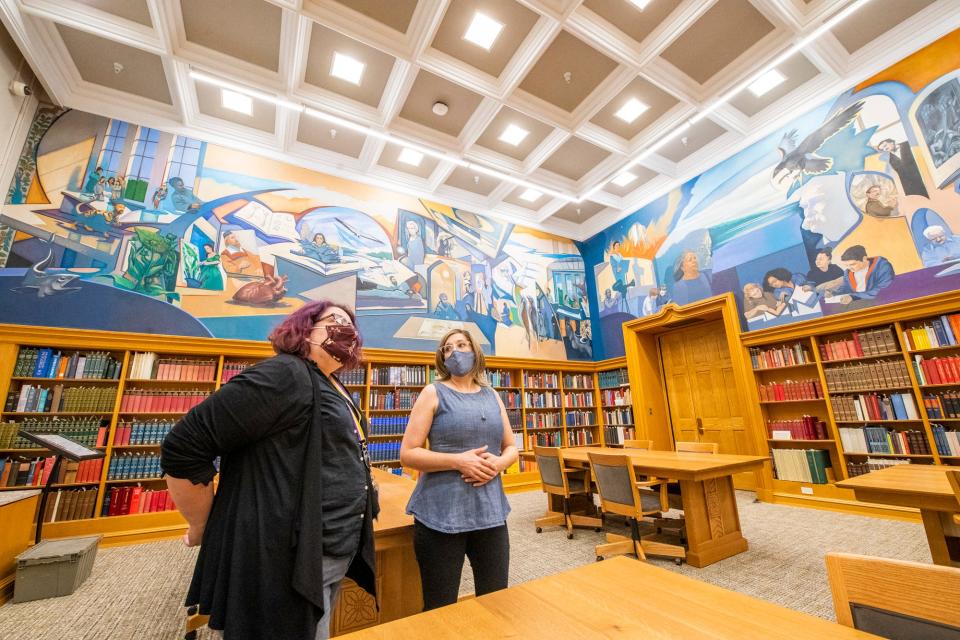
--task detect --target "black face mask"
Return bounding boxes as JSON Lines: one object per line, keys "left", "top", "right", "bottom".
{"left": 311, "top": 324, "right": 359, "bottom": 364}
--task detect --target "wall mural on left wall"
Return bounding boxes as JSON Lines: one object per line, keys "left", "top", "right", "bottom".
{"left": 0, "top": 107, "right": 591, "bottom": 360}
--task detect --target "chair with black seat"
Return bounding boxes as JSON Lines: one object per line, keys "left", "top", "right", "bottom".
{"left": 533, "top": 445, "right": 602, "bottom": 539}
{"left": 826, "top": 552, "right": 960, "bottom": 639}
{"left": 588, "top": 450, "right": 685, "bottom": 564}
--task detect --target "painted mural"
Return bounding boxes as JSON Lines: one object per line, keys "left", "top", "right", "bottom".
{"left": 581, "top": 30, "right": 960, "bottom": 360}
{"left": 0, "top": 110, "right": 591, "bottom": 360}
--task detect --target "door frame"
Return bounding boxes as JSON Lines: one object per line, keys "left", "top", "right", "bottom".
{"left": 621, "top": 293, "right": 771, "bottom": 499}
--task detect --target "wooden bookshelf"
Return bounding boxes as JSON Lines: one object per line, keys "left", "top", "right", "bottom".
{"left": 596, "top": 360, "right": 634, "bottom": 447}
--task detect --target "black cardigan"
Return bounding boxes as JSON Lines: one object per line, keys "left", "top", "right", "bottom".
{"left": 160, "top": 353, "right": 378, "bottom": 640}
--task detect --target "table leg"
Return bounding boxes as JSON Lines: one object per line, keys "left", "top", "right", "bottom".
{"left": 679, "top": 475, "right": 749, "bottom": 568}
{"left": 919, "top": 509, "right": 960, "bottom": 568}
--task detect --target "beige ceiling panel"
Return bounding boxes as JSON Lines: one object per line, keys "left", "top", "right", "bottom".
{"left": 431, "top": 0, "right": 540, "bottom": 78}
{"left": 552, "top": 200, "right": 605, "bottom": 223}
{"left": 331, "top": 0, "right": 419, "bottom": 34}
{"left": 444, "top": 166, "right": 499, "bottom": 195}
{"left": 518, "top": 30, "right": 618, "bottom": 113}
{"left": 398, "top": 70, "right": 484, "bottom": 137}
{"left": 590, "top": 75, "right": 680, "bottom": 140}
{"left": 74, "top": 0, "right": 152, "bottom": 25}
{"left": 583, "top": 0, "right": 684, "bottom": 45}
{"left": 660, "top": 0, "right": 775, "bottom": 85}
{"left": 604, "top": 165, "right": 657, "bottom": 197}
{"left": 728, "top": 54, "right": 820, "bottom": 117}
{"left": 831, "top": 0, "right": 935, "bottom": 54}
{"left": 377, "top": 143, "right": 440, "bottom": 179}
{"left": 304, "top": 23, "right": 396, "bottom": 107}
{"left": 181, "top": 0, "right": 282, "bottom": 71}
{"left": 297, "top": 116, "right": 366, "bottom": 158}
{"left": 196, "top": 82, "right": 276, "bottom": 132}
{"left": 657, "top": 118, "right": 726, "bottom": 163}
{"left": 56, "top": 24, "right": 171, "bottom": 104}
{"left": 540, "top": 136, "right": 611, "bottom": 182}
{"left": 473, "top": 106, "right": 554, "bottom": 161}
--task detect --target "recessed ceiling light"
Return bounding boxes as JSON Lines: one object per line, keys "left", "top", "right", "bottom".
{"left": 463, "top": 12, "right": 504, "bottom": 50}
{"left": 330, "top": 52, "right": 365, "bottom": 85}
{"left": 221, "top": 89, "right": 252, "bottom": 115}
{"left": 398, "top": 148, "right": 423, "bottom": 167}
{"left": 499, "top": 124, "right": 529, "bottom": 147}
{"left": 627, "top": 0, "right": 652, "bottom": 9}
{"left": 519, "top": 188, "right": 542, "bottom": 203}
{"left": 748, "top": 68, "right": 786, "bottom": 97}
{"left": 615, "top": 97, "right": 649, "bottom": 124}
{"left": 612, "top": 172, "right": 637, "bottom": 187}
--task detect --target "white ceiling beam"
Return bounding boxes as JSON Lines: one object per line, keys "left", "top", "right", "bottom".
{"left": 406, "top": 0, "right": 449, "bottom": 58}
{"left": 19, "top": 0, "right": 165, "bottom": 55}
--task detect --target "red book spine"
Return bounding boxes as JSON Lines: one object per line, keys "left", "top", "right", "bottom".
{"left": 108, "top": 487, "right": 120, "bottom": 516}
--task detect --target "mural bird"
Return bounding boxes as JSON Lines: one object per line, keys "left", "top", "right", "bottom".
{"left": 772, "top": 101, "right": 864, "bottom": 188}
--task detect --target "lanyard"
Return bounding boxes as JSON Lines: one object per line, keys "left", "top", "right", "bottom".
{"left": 329, "top": 375, "right": 366, "bottom": 442}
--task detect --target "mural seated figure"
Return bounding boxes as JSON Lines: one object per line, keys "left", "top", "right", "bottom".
{"left": 742, "top": 282, "right": 786, "bottom": 321}
{"left": 292, "top": 233, "right": 341, "bottom": 264}
{"left": 825, "top": 245, "right": 895, "bottom": 304}
{"left": 432, "top": 293, "right": 459, "bottom": 320}
{"left": 803, "top": 247, "right": 845, "bottom": 293}
{"left": 920, "top": 225, "right": 960, "bottom": 266}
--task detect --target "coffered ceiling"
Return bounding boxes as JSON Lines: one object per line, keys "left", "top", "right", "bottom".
{"left": 0, "top": 0, "right": 956, "bottom": 240}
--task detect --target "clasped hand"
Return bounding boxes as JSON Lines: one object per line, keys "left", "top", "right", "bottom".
{"left": 456, "top": 445, "right": 502, "bottom": 487}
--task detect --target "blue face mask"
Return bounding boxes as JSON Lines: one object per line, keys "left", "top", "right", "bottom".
{"left": 445, "top": 350, "right": 475, "bottom": 377}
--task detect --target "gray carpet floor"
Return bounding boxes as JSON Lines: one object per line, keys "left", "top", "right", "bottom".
{"left": 0, "top": 490, "right": 930, "bottom": 639}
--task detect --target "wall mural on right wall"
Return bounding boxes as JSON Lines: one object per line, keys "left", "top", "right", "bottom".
{"left": 581, "top": 30, "right": 960, "bottom": 360}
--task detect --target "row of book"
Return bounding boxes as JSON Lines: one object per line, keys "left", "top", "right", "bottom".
{"left": 526, "top": 412, "right": 562, "bottom": 428}
{"left": 846, "top": 457, "right": 909, "bottom": 477}
{"left": 497, "top": 389, "right": 520, "bottom": 409}
{"left": 564, "top": 391, "right": 594, "bottom": 408}
{"left": 369, "top": 389, "right": 419, "bottom": 410}
{"left": 0, "top": 417, "right": 104, "bottom": 449}
{"left": 924, "top": 392, "right": 960, "bottom": 419}
{"left": 563, "top": 374, "right": 593, "bottom": 389}
{"left": 600, "top": 388, "right": 631, "bottom": 407}
{"left": 113, "top": 419, "right": 174, "bottom": 446}
{"left": 913, "top": 355, "right": 960, "bottom": 385}
{"left": 750, "top": 343, "right": 811, "bottom": 370}
{"left": 119, "top": 389, "right": 210, "bottom": 413}
{"left": 14, "top": 348, "right": 121, "bottom": 380}
{"left": 368, "top": 415, "right": 409, "bottom": 436}
{"left": 368, "top": 442, "right": 401, "bottom": 463}
{"left": 525, "top": 431, "right": 562, "bottom": 449}
{"left": 824, "top": 360, "right": 910, "bottom": 392}
{"left": 932, "top": 425, "right": 960, "bottom": 456}
{"left": 901, "top": 314, "right": 960, "bottom": 350}
{"left": 371, "top": 366, "right": 426, "bottom": 386}
{"left": 487, "top": 369, "right": 515, "bottom": 387}
{"left": 838, "top": 427, "right": 932, "bottom": 455}
{"left": 771, "top": 448, "right": 832, "bottom": 484}
{"left": 603, "top": 407, "right": 634, "bottom": 427}
{"left": 0, "top": 454, "right": 103, "bottom": 487}
{"left": 337, "top": 367, "right": 366, "bottom": 386}
{"left": 106, "top": 452, "right": 162, "bottom": 480}
{"left": 758, "top": 379, "right": 823, "bottom": 402}
{"left": 506, "top": 409, "right": 521, "bottom": 430}
{"left": 221, "top": 361, "right": 255, "bottom": 384}
{"left": 604, "top": 425, "right": 636, "bottom": 445}
{"left": 767, "top": 416, "right": 829, "bottom": 440}
{"left": 565, "top": 410, "right": 595, "bottom": 427}
{"left": 43, "top": 488, "right": 98, "bottom": 522}
{"left": 829, "top": 392, "right": 919, "bottom": 422}
{"left": 567, "top": 428, "right": 595, "bottom": 446}
{"left": 598, "top": 368, "right": 629, "bottom": 389}
{"left": 102, "top": 485, "right": 175, "bottom": 516}
{"left": 820, "top": 327, "right": 899, "bottom": 361}
{"left": 523, "top": 372, "right": 558, "bottom": 388}
{"left": 7, "top": 384, "right": 116, "bottom": 414}
{"left": 525, "top": 391, "right": 561, "bottom": 408}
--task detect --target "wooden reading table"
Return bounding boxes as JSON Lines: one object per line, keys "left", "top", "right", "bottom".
{"left": 837, "top": 465, "right": 960, "bottom": 567}
{"left": 524, "top": 447, "right": 767, "bottom": 567}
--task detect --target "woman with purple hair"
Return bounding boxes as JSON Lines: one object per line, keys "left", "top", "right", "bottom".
{"left": 161, "top": 300, "right": 376, "bottom": 640}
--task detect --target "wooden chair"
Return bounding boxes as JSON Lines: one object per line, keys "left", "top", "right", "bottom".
{"left": 533, "top": 446, "right": 602, "bottom": 539}
{"left": 588, "top": 451, "right": 685, "bottom": 565}
{"left": 949, "top": 469, "right": 960, "bottom": 526}
{"left": 676, "top": 440, "right": 720, "bottom": 454}
{"left": 826, "top": 552, "right": 960, "bottom": 638}
{"left": 623, "top": 439, "right": 653, "bottom": 450}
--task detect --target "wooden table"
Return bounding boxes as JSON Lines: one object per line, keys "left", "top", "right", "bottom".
{"left": 837, "top": 465, "right": 960, "bottom": 568}
{"left": 338, "top": 556, "right": 879, "bottom": 639}
{"left": 0, "top": 489, "right": 40, "bottom": 604}
{"left": 527, "top": 447, "right": 767, "bottom": 568}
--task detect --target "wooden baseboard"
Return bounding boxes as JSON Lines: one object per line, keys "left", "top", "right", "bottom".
{"left": 0, "top": 572, "right": 14, "bottom": 605}
{"left": 771, "top": 491, "right": 921, "bottom": 522}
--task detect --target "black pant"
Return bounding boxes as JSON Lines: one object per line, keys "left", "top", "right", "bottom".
{"left": 413, "top": 520, "right": 509, "bottom": 610}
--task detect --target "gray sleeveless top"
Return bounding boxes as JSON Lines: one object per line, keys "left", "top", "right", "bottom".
{"left": 405, "top": 383, "right": 511, "bottom": 533}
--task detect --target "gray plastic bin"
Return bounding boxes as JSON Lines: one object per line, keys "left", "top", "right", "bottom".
{"left": 13, "top": 535, "right": 102, "bottom": 603}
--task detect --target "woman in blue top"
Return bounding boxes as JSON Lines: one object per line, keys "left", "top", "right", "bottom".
{"left": 401, "top": 329, "right": 518, "bottom": 610}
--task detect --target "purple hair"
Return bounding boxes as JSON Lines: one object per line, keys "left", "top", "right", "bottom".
{"left": 268, "top": 300, "right": 363, "bottom": 370}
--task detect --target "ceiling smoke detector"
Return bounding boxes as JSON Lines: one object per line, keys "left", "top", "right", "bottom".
{"left": 562, "top": 71, "right": 572, "bottom": 84}
{"left": 432, "top": 101, "right": 449, "bottom": 116}
{"left": 329, "top": 129, "right": 337, "bottom": 139}
{"left": 113, "top": 62, "right": 124, "bottom": 74}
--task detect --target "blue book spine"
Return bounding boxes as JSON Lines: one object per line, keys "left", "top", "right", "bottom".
{"left": 46, "top": 352, "right": 61, "bottom": 379}
{"left": 890, "top": 393, "right": 907, "bottom": 420}
{"left": 940, "top": 315, "right": 957, "bottom": 346}
{"left": 33, "top": 348, "right": 52, "bottom": 378}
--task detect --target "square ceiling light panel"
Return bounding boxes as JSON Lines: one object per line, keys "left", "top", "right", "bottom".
{"left": 330, "top": 52, "right": 366, "bottom": 85}
{"left": 518, "top": 30, "right": 618, "bottom": 113}
{"left": 583, "top": 0, "right": 683, "bottom": 46}
{"left": 728, "top": 54, "right": 819, "bottom": 117}
{"left": 430, "top": 0, "right": 540, "bottom": 77}
{"left": 590, "top": 75, "right": 679, "bottom": 140}
{"left": 180, "top": 0, "right": 283, "bottom": 71}
{"left": 473, "top": 106, "right": 553, "bottom": 161}
{"left": 196, "top": 82, "right": 275, "bottom": 132}
{"left": 503, "top": 185, "right": 545, "bottom": 210}
{"left": 304, "top": 23, "right": 396, "bottom": 108}
{"left": 378, "top": 143, "right": 440, "bottom": 179}
{"left": 660, "top": 0, "right": 775, "bottom": 85}
{"left": 605, "top": 165, "right": 657, "bottom": 197}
